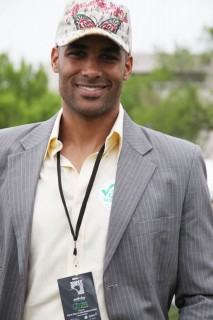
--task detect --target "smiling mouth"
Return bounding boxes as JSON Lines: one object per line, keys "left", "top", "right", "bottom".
{"left": 78, "top": 85, "right": 106, "bottom": 91}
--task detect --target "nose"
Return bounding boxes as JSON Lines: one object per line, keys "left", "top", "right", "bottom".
{"left": 81, "top": 57, "right": 102, "bottom": 78}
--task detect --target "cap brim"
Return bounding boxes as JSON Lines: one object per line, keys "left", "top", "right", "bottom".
{"left": 56, "top": 27, "right": 130, "bottom": 54}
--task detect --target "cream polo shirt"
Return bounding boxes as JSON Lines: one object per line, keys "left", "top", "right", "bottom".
{"left": 23, "top": 106, "right": 124, "bottom": 320}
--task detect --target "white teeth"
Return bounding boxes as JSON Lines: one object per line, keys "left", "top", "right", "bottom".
{"left": 79, "top": 86, "right": 102, "bottom": 91}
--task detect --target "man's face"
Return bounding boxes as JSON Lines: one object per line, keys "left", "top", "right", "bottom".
{"left": 51, "top": 35, "right": 133, "bottom": 118}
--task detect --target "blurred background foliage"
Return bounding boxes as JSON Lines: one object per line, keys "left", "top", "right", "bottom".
{"left": 0, "top": 54, "right": 60, "bottom": 128}
{"left": 168, "top": 306, "right": 178, "bottom": 319}
{"left": 122, "top": 27, "right": 213, "bottom": 142}
{"left": 0, "top": 27, "right": 213, "bottom": 146}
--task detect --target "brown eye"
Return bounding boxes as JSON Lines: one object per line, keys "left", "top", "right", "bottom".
{"left": 67, "top": 50, "right": 86, "bottom": 58}
{"left": 101, "top": 54, "right": 118, "bottom": 62}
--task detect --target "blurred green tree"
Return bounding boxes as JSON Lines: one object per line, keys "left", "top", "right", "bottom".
{"left": 1, "top": 32, "right": 213, "bottom": 142}
{"left": 0, "top": 53, "right": 61, "bottom": 128}
{"left": 169, "top": 305, "right": 178, "bottom": 319}
{"left": 122, "top": 46, "right": 213, "bottom": 142}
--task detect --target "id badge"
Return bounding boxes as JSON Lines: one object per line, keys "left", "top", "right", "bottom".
{"left": 58, "top": 272, "right": 101, "bottom": 320}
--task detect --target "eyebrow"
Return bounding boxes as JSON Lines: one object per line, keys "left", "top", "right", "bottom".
{"left": 100, "top": 46, "right": 121, "bottom": 54}
{"left": 66, "top": 42, "right": 121, "bottom": 53}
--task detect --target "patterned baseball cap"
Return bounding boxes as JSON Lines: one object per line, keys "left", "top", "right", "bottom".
{"left": 55, "top": 0, "right": 132, "bottom": 54}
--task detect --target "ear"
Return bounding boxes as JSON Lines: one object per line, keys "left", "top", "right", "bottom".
{"left": 51, "top": 47, "right": 59, "bottom": 73}
{"left": 123, "top": 55, "right": 133, "bottom": 81}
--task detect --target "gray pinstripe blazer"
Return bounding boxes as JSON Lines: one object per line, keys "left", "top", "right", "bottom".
{"left": 1, "top": 112, "right": 213, "bottom": 319}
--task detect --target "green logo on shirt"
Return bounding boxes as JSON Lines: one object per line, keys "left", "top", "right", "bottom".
{"left": 100, "top": 183, "right": 115, "bottom": 209}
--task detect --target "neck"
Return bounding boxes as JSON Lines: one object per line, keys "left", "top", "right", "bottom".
{"left": 58, "top": 106, "right": 119, "bottom": 170}
{"left": 60, "top": 108, "right": 118, "bottom": 147}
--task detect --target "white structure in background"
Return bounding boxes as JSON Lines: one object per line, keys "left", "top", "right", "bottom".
{"left": 201, "top": 132, "right": 213, "bottom": 159}
{"left": 205, "top": 159, "right": 213, "bottom": 204}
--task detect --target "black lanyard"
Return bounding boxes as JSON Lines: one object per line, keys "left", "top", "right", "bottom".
{"left": 57, "top": 144, "right": 105, "bottom": 258}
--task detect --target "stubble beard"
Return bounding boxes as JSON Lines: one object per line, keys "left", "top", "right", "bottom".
{"left": 60, "top": 87, "right": 121, "bottom": 119}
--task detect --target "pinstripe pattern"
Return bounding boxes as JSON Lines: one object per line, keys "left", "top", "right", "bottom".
{"left": 0, "top": 115, "right": 57, "bottom": 319}
{"left": 1, "top": 112, "right": 213, "bottom": 319}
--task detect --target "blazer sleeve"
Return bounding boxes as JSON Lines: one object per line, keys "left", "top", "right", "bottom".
{"left": 175, "top": 145, "right": 213, "bottom": 318}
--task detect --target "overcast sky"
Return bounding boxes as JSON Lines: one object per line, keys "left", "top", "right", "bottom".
{"left": 0, "top": 0, "right": 213, "bottom": 66}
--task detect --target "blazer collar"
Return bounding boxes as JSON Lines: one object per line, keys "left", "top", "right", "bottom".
{"left": 123, "top": 111, "right": 153, "bottom": 156}
{"left": 20, "top": 111, "right": 152, "bottom": 155}
{"left": 20, "top": 114, "right": 58, "bottom": 151}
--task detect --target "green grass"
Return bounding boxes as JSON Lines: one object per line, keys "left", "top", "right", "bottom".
{"left": 169, "top": 306, "right": 178, "bottom": 319}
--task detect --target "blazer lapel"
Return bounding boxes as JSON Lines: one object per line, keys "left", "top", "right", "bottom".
{"left": 104, "top": 113, "right": 156, "bottom": 269}
{"left": 8, "top": 115, "right": 57, "bottom": 278}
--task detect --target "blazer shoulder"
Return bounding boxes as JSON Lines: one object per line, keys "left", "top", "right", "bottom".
{"left": 0, "top": 122, "right": 41, "bottom": 149}
{"left": 0, "top": 122, "right": 41, "bottom": 134}
{"left": 139, "top": 125, "right": 202, "bottom": 167}
{"left": 0, "top": 113, "right": 57, "bottom": 153}
{"left": 123, "top": 111, "right": 197, "bottom": 161}
{"left": 141, "top": 125, "right": 195, "bottom": 149}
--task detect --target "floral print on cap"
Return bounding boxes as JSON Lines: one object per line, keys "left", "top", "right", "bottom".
{"left": 55, "top": 0, "right": 132, "bottom": 54}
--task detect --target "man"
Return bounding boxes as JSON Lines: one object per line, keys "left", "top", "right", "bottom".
{"left": 0, "top": 0, "right": 213, "bottom": 319}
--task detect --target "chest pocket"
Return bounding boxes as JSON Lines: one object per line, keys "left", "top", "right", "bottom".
{"left": 135, "top": 216, "right": 179, "bottom": 236}
{"left": 134, "top": 216, "right": 180, "bottom": 282}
